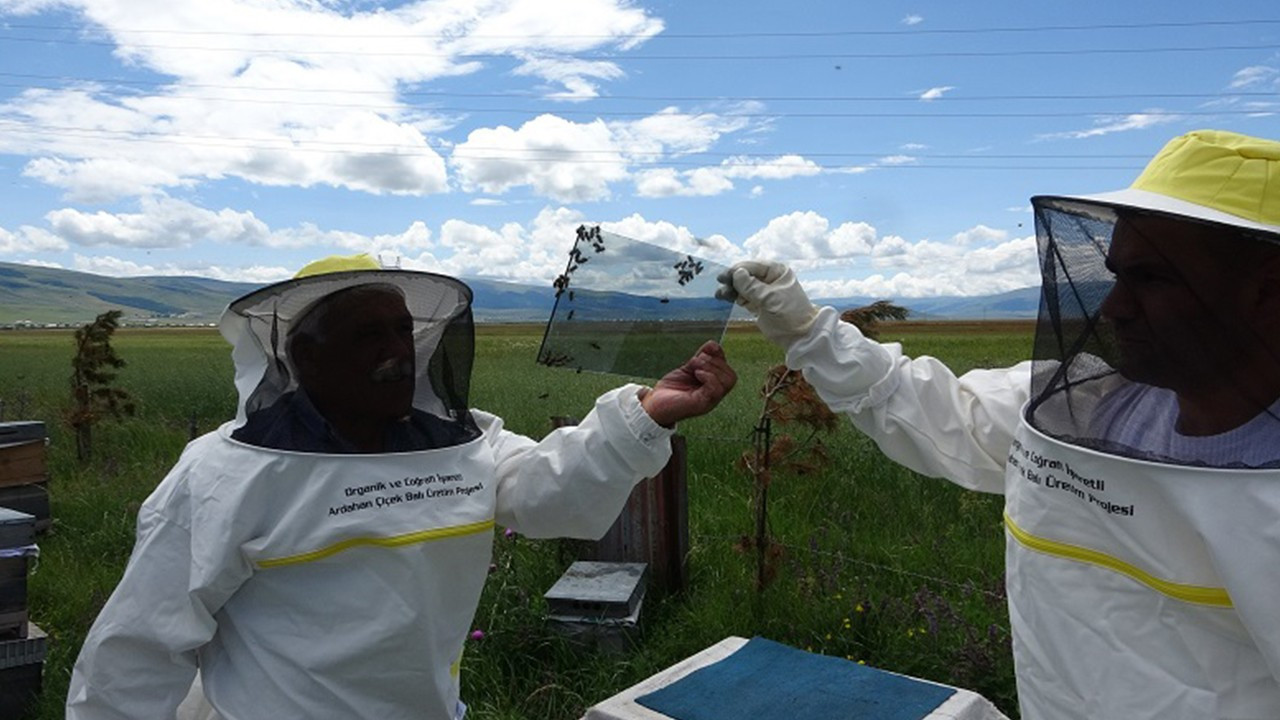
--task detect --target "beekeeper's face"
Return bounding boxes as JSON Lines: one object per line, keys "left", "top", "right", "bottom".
{"left": 1100, "top": 214, "right": 1248, "bottom": 394}
{"left": 294, "top": 285, "right": 416, "bottom": 427}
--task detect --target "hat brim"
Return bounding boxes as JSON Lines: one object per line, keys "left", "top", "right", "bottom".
{"left": 1033, "top": 188, "right": 1280, "bottom": 240}
{"left": 225, "top": 269, "right": 473, "bottom": 330}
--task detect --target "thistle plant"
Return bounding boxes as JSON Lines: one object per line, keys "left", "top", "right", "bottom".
{"left": 738, "top": 300, "right": 908, "bottom": 591}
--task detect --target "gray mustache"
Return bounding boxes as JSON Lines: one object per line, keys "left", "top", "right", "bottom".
{"left": 370, "top": 357, "right": 414, "bottom": 383}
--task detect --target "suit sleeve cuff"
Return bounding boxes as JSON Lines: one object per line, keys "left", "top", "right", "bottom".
{"left": 620, "top": 383, "right": 676, "bottom": 447}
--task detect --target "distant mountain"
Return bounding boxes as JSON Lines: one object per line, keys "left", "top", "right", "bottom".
{"left": 0, "top": 262, "right": 261, "bottom": 325}
{"left": 0, "top": 261, "right": 1040, "bottom": 326}
{"left": 815, "top": 286, "right": 1042, "bottom": 321}
{"left": 0, "top": 261, "right": 559, "bottom": 326}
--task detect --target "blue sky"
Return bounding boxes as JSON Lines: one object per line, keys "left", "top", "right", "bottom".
{"left": 0, "top": 0, "right": 1277, "bottom": 299}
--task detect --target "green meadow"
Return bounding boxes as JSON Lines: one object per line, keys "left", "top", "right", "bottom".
{"left": 1, "top": 321, "right": 1034, "bottom": 719}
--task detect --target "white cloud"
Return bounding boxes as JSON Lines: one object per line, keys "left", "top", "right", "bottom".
{"left": 435, "top": 219, "right": 534, "bottom": 277}
{"left": 682, "top": 167, "right": 737, "bottom": 196}
{"left": 68, "top": 253, "right": 293, "bottom": 283}
{"left": 841, "top": 234, "right": 1037, "bottom": 297}
{"left": 633, "top": 168, "right": 686, "bottom": 197}
{"left": 1229, "top": 65, "right": 1279, "bottom": 89}
{"left": 525, "top": 205, "right": 593, "bottom": 263}
{"left": 11, "top": 198, "right": 576, "bottom": 282}
{"left": 951, "top": 225, "right": 1007, "bottom": 246}
{"left": 870, "top": 234, "right": 911, "bottom": 259}
{"left": 13, "top": 258, "right": 64, "bottom": 269}
{"left": 828, "top": 164, "right": 874, "bottom": 175}
{"left": 1225, "top": 65, "right": 1280, "bottom": 116}
{"left": 401, "top": 205, "right": 581, "bottom": 282}
{"left": 743, "top": 211, "right": 879, "bottom": 267}
{"left": 511, "top": 57, "right": 627, "bottom": 101}
{"left": 458, "top": 0, "right": 663, "bottom": 54}
{"left": 613, "top": 108, "right": 752, "bottom": 157}
{"left": 69, "top": 255, "right": 165, "bottom": 277}
{"left": 9, "top": 194, "right": 1044, "bottom": 296}
{"left": 21, "top": 156, "right": 189, "bottom": 205}
{"left": 603, "top": 214, "right": 742, "bottom": 265}
{"left": 902, "top": 14, "right": 924, "bottom": 25}
{"left": 1038, "top": 113, "right": 1181, "bottom": 140}
{"left": 0, "top": 0, "right": 663, "bottom": 201}
{"left": 45, "top": 197, "right": 271, "bottom": 249}
{"left": 33, "top": 196, "right": 441, "bottom": 257}
{"left": 283, "top": 113, "right": 449, "bottom": 195}
{"left": 6, "top": 98, "right": 451, "bottom": 202}
{"left": 740, "top": 211, "right": 1039, "bottom": 297}
{"left": 634, "top": 155, "right": 821, "bottom": 197}
{"left": 919, "top": 86, "right": 954, "bottom": 101}
{"left": 450, "top": 106, "right": 765, "bottom": 201}
{"left": 827, "top": 222, "right": 878, "bottom": 257}
{"left": 805, "top": 248, "right": 1039, "bottom": 298}
{"left": 352, "top": 221, "right": 436, "bottom": 254}
{"left": 451, "top": 114, "right": 627, "bottom": 202}
{"left": 408, "top": 207, "right": 744, "bottom": 282}
{"left": 962, "top": 236, "right": 1037, "bottom": 275}
{"left": 1, "top": 3, "right": 793, "bottom": 206}
{"left": 722, "top": 155, "right": 822, "bottom": 180}
{"left": 0, "top": 225, "right": 68, "bottom": 254}
{"left": 197, "top": 264, "right": 295, "bottom": 284}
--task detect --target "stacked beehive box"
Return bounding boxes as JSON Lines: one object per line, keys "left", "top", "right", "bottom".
{"left": 0, "top": 507, "right": 45, "bottom": 717}
{"left": 0, "top": 422, "right": 50, "bottom": 532}
{"left": 0, "top": 422, "right": 51, "bottom": 716}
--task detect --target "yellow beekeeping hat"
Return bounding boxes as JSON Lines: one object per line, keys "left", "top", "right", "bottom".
{"left": 1035, "top": 129, "right": 1280, "bottom": 238}
{"left": 293, "top": 253, "right": 383, "bottom": 279}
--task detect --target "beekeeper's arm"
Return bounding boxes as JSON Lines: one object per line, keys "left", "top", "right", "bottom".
{"left": 67, "top": 446, "right": 251, "bottom": 719}
{"left": 490, "top": 341, "right": 736, "bottom": 538}
{"left": 718, "top": 261, "right": 1028, "bottom": 494}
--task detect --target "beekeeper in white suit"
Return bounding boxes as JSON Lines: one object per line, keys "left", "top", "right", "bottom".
{"left": 717, "top": 129, "right": 1280, "bottom": 719}
{"left": 66, "top": 254, "right": 736, "bottom": 720}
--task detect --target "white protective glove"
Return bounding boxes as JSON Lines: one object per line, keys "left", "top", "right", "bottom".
{"left": 715, "top": 260, "right": 820, "bottom": 347}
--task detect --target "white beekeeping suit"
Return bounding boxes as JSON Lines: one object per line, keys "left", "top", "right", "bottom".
{"left": 67, "top": 255, "right": 678, "bottom": 720}
{"left": 719, "top": 129, "right": 1280, "bottom": 719}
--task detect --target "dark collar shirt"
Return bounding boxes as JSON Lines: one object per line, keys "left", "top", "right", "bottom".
{"left": 231, "top": 388, "right": 479, "bottom": 453}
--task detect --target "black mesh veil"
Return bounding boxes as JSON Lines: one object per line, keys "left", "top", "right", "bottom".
{"left": 1028, "top": 196, "right": 1280, "bottom": 468}
{"left": 221, "top": 269, "right": 478, "bottom": 449}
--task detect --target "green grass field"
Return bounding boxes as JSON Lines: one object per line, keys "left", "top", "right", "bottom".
{"left": 1, "top": 320, "right": 1034, "bottom": 719}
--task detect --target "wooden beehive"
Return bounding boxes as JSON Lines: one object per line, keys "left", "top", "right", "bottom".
{"left": 544, "top": 561, "right": 647, "bottom": 654}
{"left": 0, "top": 622, "right": 47, "bottom": 718}
{"left": 550, "top": 417, "right": 689, "bottom": 595}
{"left": 0, "top": 508, "right": 35, "bottom": 640}
{"left": 0, "top": 423, "right": 50, "bottom": 532}
{"left": 585, "top": 436, "right": 688, "bottom": 594}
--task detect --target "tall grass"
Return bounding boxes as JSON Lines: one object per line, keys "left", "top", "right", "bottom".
{"left": 2, "top": 321, "right": 1033, "bottom": 719}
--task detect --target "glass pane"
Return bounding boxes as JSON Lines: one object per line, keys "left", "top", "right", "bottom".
{"left": 537, "top": 225, "right": 732, "bottom": 379}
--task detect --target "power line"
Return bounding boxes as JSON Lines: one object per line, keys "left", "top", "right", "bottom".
{"left": 1, "top": 71, "right": 1274, "bottom": 104}
{"left": 2, "top": 18, "right": 1278, "bottom": 40}
{"left": 2, "top": 34, "right": 1277, "bottom": 59}
{"left": 0, "top": 101, "right": 1268, "bottom": 128}
{"left": 1, "top": 121, "right": 1150, "bottom": 160}
{"left": 0, "top": 121, "right": 1148, "bottom": 171}
{"left": 4, "top": 82, "right": 1273, "bottom": 121}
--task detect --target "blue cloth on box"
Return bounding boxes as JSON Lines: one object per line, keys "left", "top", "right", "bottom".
{"left": 634, "top": 637, "right": 956, "bottom": 720}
